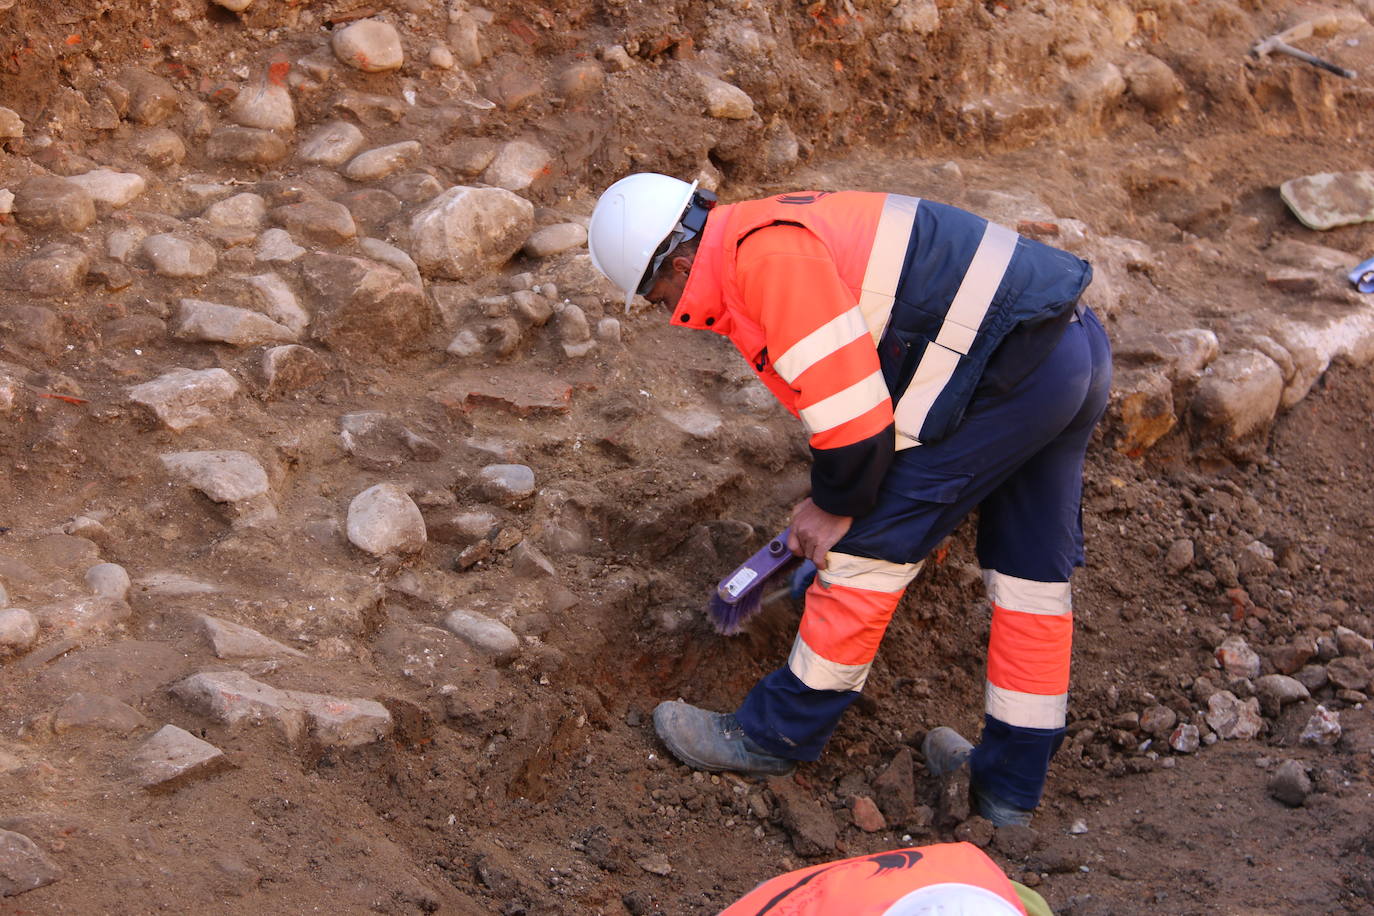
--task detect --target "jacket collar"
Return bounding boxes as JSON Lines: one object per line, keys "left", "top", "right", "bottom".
{"left": 670, "top": 206, "right": 732, "bottom": 335}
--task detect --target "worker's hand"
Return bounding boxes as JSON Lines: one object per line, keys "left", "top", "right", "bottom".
{"left": 787, "top": 498, "right": 852, "bottom": 571}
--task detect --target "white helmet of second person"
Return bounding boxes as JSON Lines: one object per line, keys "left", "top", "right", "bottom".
{"left": 879, "top": 882, "right": 1024, "bottom": 916}
{"left": 588, "top": 173, "right": 698, "bottom": 310}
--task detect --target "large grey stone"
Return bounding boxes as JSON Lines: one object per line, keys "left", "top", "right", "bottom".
{"left": 206, "top": 126, "right": 288, "bottom": 165}
{"left": 1269, "top": 759, "right": 1311, "bottom": 807}
{"left": 270, "top": 200, "right": 356, "bottom": 246}
{"left": 20, "top": 244, "right": 90, "bottom": 297}
{"left": 256, "top": 228, "right": 306, "bottom": 263}
{"left": 204, "top": 192, "right": 268, "bottom": 229}
{"left": 246, "top": 273, "right": 309, "bottom": 335}
{"left": 347, "top": 483, "right": 426, "bottom": 555}
{"left": 698, "top": 74, "right": 754, "bottom": 119}
{"left": 130, "top": 724, "right": 227, "bottom": 790}
{"left": 1255, "top": 674, "right": 1310, "bottom": 718}
{"left": 174, "top": 299, "right": 296, "bottom": 346}
{"left": 0, "top": 609, "right": 38, "bottom": 658}
{"left": 53, "top": 693, "right": 146, "bottom": 734}
{"left": 298, "top": 121, "right": 365, "bottom": 167}
{"left": 128, "top": 367, "right": 241, "bottom": 432}
{"left": 300, "top": 253, "right": 431, "bottom": 358}
{"left": 229, "top": 76, "right": 294, "bottom": 132}
{"left": 0, "top": 828, "right": 61, "bottom": 897}
{"left": 85, "top": 563, "right": 132, "bottom": 600}
{"left": 442, "top": 609, "right": 519, "bottom": 662}
{"left": 357, "top": 237, "right": 422, "bottom": 289}
{"left": 172, "top": 670, "right": 297, "bottom": 732}
{"left": 116, "top": 68, "right": 180, "bottom": 125}
{"left": 333, "top": 20, "right": 404, "bottom": 72}
{"left": 344, "top": 141, "right": 421, "bottom": 181}
{"left": 1280, "top": 171, "right": 1374, "bottom": 231}
{"left": 160, "top": 450, "right": 270, "bottom": 503}
{"left": 12, "top": 177, "right": 95, "bottom": 232}
{"left": 287, "top": 691, "right": 392, "bottom": 749}
{"left": 172, "top": 671, "right": 392, "bottom": 748}
{"left": 142, "top": 234, "right": 217, "bottom": 278}
{"left": 408, "top": 186, "right": 534, "bottom": 280}
{"left": 476, "top": 464, "right": 535, "bottom": 505}
{"left": 200, "top": 615, "right": 303, "bottom": 659}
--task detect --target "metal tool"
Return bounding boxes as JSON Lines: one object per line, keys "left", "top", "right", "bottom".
{"left": 1252, "top": 22, "right": 1357, "bottom": 79}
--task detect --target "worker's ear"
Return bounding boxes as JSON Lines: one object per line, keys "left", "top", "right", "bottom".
{"left": 670, "top": 252, "right": 694, "bottom": 276}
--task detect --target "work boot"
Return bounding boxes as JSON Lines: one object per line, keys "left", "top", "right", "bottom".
{"left": 652, "top": 701, "right": 795, "bottom": 777}
{"left": 921, "top": 726, "right": 1033, "bottom": 828}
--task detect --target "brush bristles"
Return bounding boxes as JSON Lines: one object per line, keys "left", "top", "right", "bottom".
{"left": 707, "top": 588, "right": 765, "bottom": 635}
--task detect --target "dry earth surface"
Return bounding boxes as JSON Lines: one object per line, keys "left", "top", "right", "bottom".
{"left": 0, "top": 0, "right": 1373, "bottom": 914}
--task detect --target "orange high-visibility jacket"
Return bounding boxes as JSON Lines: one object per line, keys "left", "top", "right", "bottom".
{"left": 673, "top": 192, "right": 1091, "bottom": 517}
{"left": 717, "top": 842, "right": 1029, "bottom": 915}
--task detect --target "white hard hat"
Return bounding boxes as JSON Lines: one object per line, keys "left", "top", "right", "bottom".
{"left": 879, "top": 882, "right": 1024, "bottom": 916}
{"left": 587, "top": 172, "right": 699, "bottom": 310}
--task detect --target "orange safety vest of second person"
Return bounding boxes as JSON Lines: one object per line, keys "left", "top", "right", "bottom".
{"left": 717, "top": 842, "right": 1029, "bottom": 916}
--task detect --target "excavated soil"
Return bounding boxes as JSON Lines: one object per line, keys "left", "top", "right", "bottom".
{"left": 1, "top": 0, "right": 1373, "bottom": 914}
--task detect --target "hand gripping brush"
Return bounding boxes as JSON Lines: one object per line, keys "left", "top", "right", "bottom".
{"left": 707, "top": 528, "right": 801, "bottom": 635}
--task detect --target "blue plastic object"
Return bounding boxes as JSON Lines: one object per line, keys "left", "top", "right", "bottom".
{"left": 1351, "top": 257, "right": 1374, "bottom": 294}
{"left": 789, "top": 559, "right": 818, "bottom": 600}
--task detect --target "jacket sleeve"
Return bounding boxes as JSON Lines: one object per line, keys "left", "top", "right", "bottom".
{"left": 736, "top": 224, "right": 894, "bottom": 517}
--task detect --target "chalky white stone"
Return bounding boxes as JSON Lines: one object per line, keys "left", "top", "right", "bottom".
{"left": 128, "top": 367, "right": 241, "bottom": 432}
{"left": 481, "top": 141, "right": 552, "bottom": 192}
{"left": 65, "top": 169, "right": 147, "bottom": 208}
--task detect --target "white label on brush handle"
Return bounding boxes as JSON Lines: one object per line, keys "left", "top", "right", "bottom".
{"left": 722, "top": 567, "right": 759, "bottom": 599}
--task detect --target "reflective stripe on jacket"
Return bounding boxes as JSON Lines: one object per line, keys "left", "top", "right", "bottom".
{"left": 673, "top": 191, "right": 1092, "bottom": 517}
{"left": 716, "top": 842, "right": 1030, "bottom": 916}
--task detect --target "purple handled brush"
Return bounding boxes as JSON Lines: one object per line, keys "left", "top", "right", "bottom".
{"left": 707, "top": 527, "right": 798, "bottom": 635}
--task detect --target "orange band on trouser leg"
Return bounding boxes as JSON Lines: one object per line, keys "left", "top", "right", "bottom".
{"left": 790, "top": 582, "right": 901, "bottom": 693}
{"left": 985, "top": 604, "right": 1073, "bottom": 729}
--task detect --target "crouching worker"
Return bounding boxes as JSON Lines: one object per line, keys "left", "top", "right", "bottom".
{"left": 719, "top": 841, "right": 1053, "bottom": 915}
{"left": 587, "top": 175, "right": 1111, "bottom": 826}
